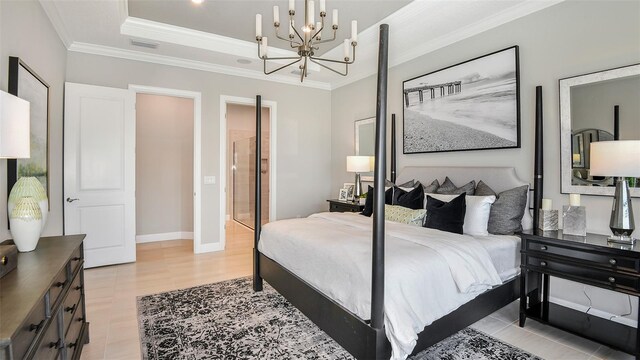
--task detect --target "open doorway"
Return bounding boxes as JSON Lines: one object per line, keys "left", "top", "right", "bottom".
{"left": 220, "top": 96, "right": 277, "bottom": 251}
{"left": 130, "top": 85, "right": 204, "bottom": 253}
{"left": 135, "top": 93, "right": 194, "bottom": 246}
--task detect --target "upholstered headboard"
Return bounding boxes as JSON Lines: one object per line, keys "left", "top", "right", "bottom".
{"left": 396, "top": 166, "right": 533, "bottom": 230}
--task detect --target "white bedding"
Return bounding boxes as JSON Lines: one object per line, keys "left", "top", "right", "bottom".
{"left": 258, "top": 212, "right": 521, "bottom": 359}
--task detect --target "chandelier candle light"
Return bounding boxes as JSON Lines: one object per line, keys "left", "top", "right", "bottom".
{"left": 256, "top": 0, "right": 358, "bottom": 82}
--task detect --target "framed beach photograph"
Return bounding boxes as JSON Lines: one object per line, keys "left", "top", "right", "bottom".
{"left": 402, "top": 46, "right": 520, "bottom": 154}
{"left": 7, "top": 57, "right": 50, "bottom": 207}
{"left": 338, "top": 188, "right": 349, "bottom": 201}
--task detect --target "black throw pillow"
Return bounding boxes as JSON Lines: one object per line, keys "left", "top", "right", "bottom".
{"left": 392, "top": 183, "right": 425, "bottom": 210}
{"left": 361, "top": 186, "right": 394, "bottom": 217}
{"left": 424, "top": 193, "right": 466, "bottom": 234}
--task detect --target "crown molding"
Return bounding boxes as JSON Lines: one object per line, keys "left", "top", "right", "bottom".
{"left": 330, "top": 0, "right": 565, "bottom": 90}
{"left": 120, "top": 17, "right": 321, "bottom": 72}
{"left": 38, "top": 0, "right": 72, "bottom": 48}
{"left": 68, "top": 42, "right": 332, "bottom": 91}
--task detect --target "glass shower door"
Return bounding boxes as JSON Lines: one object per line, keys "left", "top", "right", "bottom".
{"left": 232, "top": 137, "right": 268, "bottom": 229}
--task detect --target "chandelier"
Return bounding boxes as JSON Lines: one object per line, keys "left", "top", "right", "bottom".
{"left": 255, "top": 0, "right": 358, "bottom": 82}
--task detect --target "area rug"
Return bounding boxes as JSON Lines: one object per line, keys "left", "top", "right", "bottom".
{"left": 137, "top": 277, "right": 542, "bottom": 360}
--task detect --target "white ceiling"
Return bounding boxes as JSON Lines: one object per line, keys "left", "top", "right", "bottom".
{"left": 39, "top": 0, "right": 564, "bottom": 90}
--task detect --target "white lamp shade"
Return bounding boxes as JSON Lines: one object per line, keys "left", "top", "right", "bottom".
{"left": 0, "top": 90, "right": 30, "bottom": 159}
{"left": 346, "top": 155, "right": 372, "bottom": 172}
{"left": 590, "top": 140, "right": 640, "bottom": 177}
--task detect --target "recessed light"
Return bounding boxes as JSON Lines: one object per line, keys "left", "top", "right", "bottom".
{"left": 237, "top": 59, "right": 252, "bottom": 64}
{"left": 192, "top": 0, "right": 204, "bottom": 4}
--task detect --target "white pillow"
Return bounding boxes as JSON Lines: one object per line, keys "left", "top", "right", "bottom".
{"left": 425, "top": 193, "right": 496, "bottom": 236}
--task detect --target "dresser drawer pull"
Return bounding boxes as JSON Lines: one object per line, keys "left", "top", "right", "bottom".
{"left": 540, "top": 246, "right": 548, "bottom": 251}
{"left": 68, "top": 341, "right": 77, "bottom": 349}
{"left": 608, "top": 277, "right": 616, "bottom": 283}
{"left": 29, "top": 319, "right": 45, "bottom": 332}
{"left": 49, "top": 340, "right": 62, "bottom": 349}
{"left": 1, "top": 256, "right": 7, "bottom": 265}
{"left": 55, "top": 281, "right": 66, "bottom": 288}
{"left": 72, "top": 256, "right": 81, "bottom": 261}
{"left": 540, "top": 261, "right": 547, "bottom": 267}
{"left": 77, "top": 316, "right": 85, "bottom": 322}
{"left": 609, "top": 259, "right": 617, "bottom": 265}
{"left": 75, "top": 285, "right": 83, "bottom": 291}
{"left": 65, "top": 304, "right": 77, "bottom": 313}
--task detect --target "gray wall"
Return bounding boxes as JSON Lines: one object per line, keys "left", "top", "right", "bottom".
{"left": 136, "top": 93, "right": 194, "bottom": 236}
{"left": 66, "top": 52, "right": 332, "bottom": 245}
{"left": 0, "top": 0, "right": 67, "bottom": 240}
{"left": 331, "top": 1, "right": 640, "bottom": 320}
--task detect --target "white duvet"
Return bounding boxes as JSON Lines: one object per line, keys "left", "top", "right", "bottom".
{"left": 258, "top": 212, "right": 508, "bottom": 359}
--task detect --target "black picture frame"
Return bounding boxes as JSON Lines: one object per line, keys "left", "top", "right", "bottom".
{"left": 7, "top": 57, "right": 50, "bottom": 209}
{"left": 402, "top": 46, "right": 521, "bottom": 154}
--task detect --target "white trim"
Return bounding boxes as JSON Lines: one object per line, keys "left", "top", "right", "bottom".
{"left": 136, "top": 232, "right": 194, "bottom": 243}
{"left": 128, "top": 85, "right": 207, "bottom": 254}
{"left": 220, "top": 95, "right": 277, "bottom": 251}
{"left": 38, "top": 0, "right": 72, "bottom": 48}
{"left": 120, "top": 17, "right": 321, "bottom": 72}
{"left": 68, "top": 42, "right": 332, "bottom": 91}
{"left": 549, "top": 296, "right": 637, "bottom": 328}
{"left": 331, "top": 0, "right": 565, "bottom": 89}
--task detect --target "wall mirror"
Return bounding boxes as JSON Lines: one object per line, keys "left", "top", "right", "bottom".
{"left": 560, "top": 64, "right": 640, "bottom": 197}
{"left": 355, "top": 117, "right": 375, "bottom": 181}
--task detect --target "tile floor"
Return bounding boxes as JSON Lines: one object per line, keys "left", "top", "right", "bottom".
{"left": 80, "top": 221, "right": 633, "bottom": 360}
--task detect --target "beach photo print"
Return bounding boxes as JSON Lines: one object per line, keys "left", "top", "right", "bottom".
{"left": 402, "top": 46, "right": 520, "bottom": 154}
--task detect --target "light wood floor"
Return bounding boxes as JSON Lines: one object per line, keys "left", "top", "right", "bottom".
{"left": 80, "top": 221, "right": 631, "bottom": 360}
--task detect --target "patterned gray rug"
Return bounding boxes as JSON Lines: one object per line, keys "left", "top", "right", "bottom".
{"left": 137, "top": 277, "right": 542, "bottom": 360}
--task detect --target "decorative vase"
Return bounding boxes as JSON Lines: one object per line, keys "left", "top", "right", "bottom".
{"left": 9, "top": 197, "right": 43, "bottom": 252}
{"left": 8, "top": 177, "right": 48, "bottom": 232}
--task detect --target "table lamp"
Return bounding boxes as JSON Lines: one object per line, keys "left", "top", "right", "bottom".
{"left": 346, "top": 156, "right": 372, "bottom": 199}
{"left": 590, "top": 140, "right": 640, "bottom": 244}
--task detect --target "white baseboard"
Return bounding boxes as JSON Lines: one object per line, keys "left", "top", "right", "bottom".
{"left": 194, "top": 241, "right": 224, "bottom": 254}
{"left": 549, "top": 296, "right": 637, "bottom": 328}
{"left": 136, "top": 231, "right": 194, "bottom": 243}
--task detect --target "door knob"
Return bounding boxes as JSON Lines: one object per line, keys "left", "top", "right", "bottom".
{"left": 66, "top": 197, "right": 79, "bottom": 203}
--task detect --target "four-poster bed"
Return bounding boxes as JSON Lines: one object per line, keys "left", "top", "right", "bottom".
{"left": 252, "top": 24, "right": 543, "bottom": 360}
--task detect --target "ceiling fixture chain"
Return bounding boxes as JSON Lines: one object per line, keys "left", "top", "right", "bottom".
{"left": 256, "top": 0, "right": 357, "bottom": 82}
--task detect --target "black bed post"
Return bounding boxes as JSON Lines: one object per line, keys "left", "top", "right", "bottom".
{"left": 253, "top": 95, "right": 264, "bottom": 292}
{"left": 614, "top": 105, "right": 620, "bottom": 140}
{"left": 391, "top": 114, "right": 397, "bottom": 183}
{"left": 533, "top": 86, "right": 543, "bottom": 229}
{"left": 371, "top": 24, "right": 389, "bottom": 332}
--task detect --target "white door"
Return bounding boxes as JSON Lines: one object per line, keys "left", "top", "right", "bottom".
{"left": 64, "top": 82, "right": 136, "bottom": 268}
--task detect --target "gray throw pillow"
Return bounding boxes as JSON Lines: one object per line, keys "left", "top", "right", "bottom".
{"left": 477, "top": 182, "right": 529, "bottom": 235}
{"left": 475, "top": 180, "right": 496, "bottom": 196}
{"left": 436, "top": 177, "right": 476, "bottom": 195}
{"left": 422, "top": 179, "right": 440, "bottom": 193}
{"left": 386, "top": 179, "right": 415, "bottom": 188}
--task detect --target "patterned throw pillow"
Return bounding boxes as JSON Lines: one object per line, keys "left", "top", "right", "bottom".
{"left": 384, "top": 204, "right": 427, "bottom": 226}
{"left": 436, "top": 177, "right": 476, "bottom": 195}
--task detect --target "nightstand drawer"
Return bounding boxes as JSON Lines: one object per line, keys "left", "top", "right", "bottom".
{"left": 527, "top": 256, "right": 639, "bottom": 292}
{"left": 527, "top": 240, "right": 640, "bottom": 273}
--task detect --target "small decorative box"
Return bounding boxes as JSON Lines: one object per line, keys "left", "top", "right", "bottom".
{"left": 539, "top": 209, "right": 559, "bottom": 231}
{"left": 0, "top": 244, "right": 18, "bottom": 279}
{"left": 563, "top": 205, "right": 587, "bottom": 237}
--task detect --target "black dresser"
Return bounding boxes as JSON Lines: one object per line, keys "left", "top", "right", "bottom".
{"left": 520, "top": 230, "right": 639, "bottom": 358}
{"left": 0, "top": 235, "right": 89, "bottom": 360}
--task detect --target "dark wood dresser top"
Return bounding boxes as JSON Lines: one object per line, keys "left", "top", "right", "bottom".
{"left": 0, "top": 235, "right": 86, "bottom": 343}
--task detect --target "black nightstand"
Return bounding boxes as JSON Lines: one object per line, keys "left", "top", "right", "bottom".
{"left": 520, "top": 230, "right": 640, "bottom": 358}
{"left": 327, "top": 199, "right": 365, "bottom": 213}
